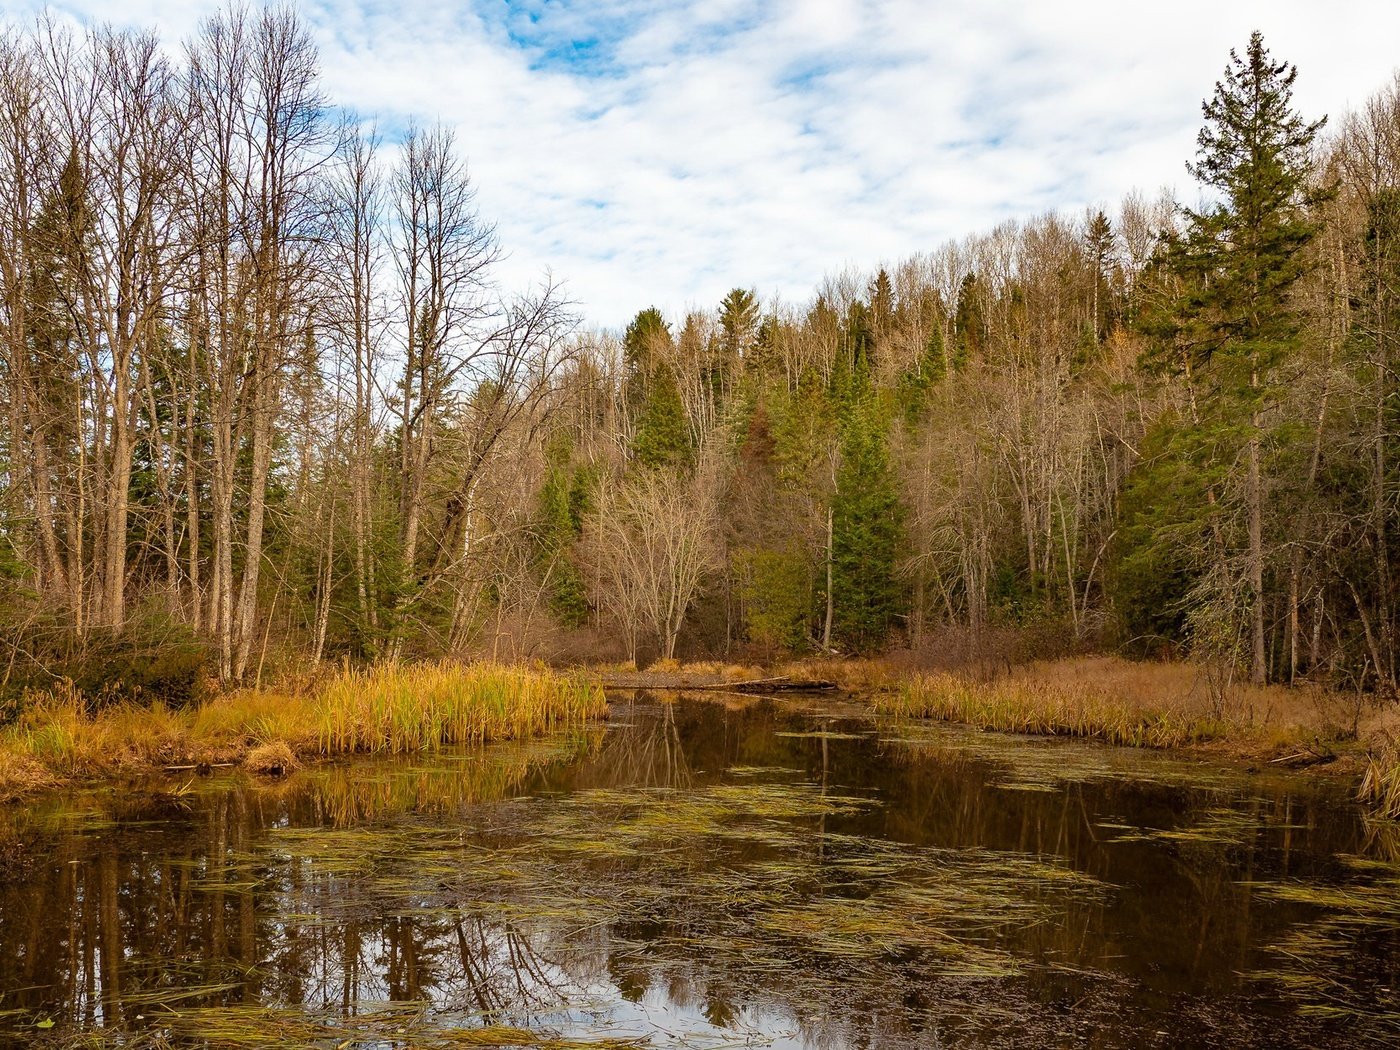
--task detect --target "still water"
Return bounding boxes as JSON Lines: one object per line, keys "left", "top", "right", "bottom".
{"left": 1, "top": 693, "right": 1397, "bottom": 1048}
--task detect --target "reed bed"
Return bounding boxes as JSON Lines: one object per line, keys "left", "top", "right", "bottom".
{"left": 2, "top": 686, "right": 188, "bottom": 774}
{"left": 313, "top": 662, "right": 605, "bottom": 754}
{"left": 881, "top": 670, "right": 1232, "bottom": 749}
{"left": 1359, "top": 735, "right": 1400, "bottom": 819}
{"left": 0, "top": 662, "right": 606, "bottom": 799}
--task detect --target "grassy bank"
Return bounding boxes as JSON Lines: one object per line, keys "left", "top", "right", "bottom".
{"left": 1360, "top": 736, "right": 1400, "bottom": 819}
{"left": 0, "top": 662, "right": 606, "bottom": 803}
{"left": 876, "top": 656, "right": 1382, "bottom": 754}
{"left": 882, "top": 668, "right": 1227, "bottom": 749}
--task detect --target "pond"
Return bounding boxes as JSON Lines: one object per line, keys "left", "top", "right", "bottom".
{"left": 1, "top": 692, "right": 1397, "bottom": 1048}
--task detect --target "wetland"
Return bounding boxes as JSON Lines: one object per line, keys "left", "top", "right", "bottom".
{"left": 1, "top": 692, "right": 1397, "bottom": 1048}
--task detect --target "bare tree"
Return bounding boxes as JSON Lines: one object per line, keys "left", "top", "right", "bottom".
{"left": 584, "top": 465, "right": 721, "bottom": 663}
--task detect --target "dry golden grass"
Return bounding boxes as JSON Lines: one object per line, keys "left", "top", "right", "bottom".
{"left": 775, "top": 657, "right": 899, "bottom": 690}
{"left": 190, "top": 687, "right": 321, "bottom": 755}
{"left": 0, "top": 661, "right": 606, "bottom": 801}
{"left": 244, "top": 739, "right": 301, "bottom": 777}
{"left": 312, "top": 662, "right": 605, "bottom": 754}
{"left": 5, "top": 684, "right": 188, "bottom": 773}
{"left": 1360, "top": 735, "right": 1400, "bottom": 819}
{"left": 879, "top": 656, "right": 1331, "bottom": 751}
{"left": 0, "top": 749, "right": 57, "bottom": 803}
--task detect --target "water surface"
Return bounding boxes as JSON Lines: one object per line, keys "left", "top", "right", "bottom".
{"left": 1, "top": 692, "right": 1396, "bottom": 1048}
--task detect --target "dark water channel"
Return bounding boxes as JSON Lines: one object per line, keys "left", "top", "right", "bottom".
{"left": 1, "top": 693, "right": 1398, "bottom": 1048}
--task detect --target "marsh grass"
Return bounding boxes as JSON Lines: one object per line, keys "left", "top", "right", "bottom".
{"left": 1358, "top": 734, "right": 1400, "bottom": 819}
{"left": 313, "top": 663, "right": 604, "bottom": 754}
{"left": 0, "top": 662, "right": 605, "bottom": 799}
{"left": 882, "top": 663, "right": 1243, "bottom": 749}
{"left": 2, "top": 683, "right": 188, "bottom": 774}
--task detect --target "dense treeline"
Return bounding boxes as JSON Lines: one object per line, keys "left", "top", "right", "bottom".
{"left": 1, "top": 13, "right": 1399, "bottom": 698}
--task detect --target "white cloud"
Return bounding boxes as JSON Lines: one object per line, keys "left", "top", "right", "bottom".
{"left": 5, "top": 0, "right": 1399, "bottom": 326}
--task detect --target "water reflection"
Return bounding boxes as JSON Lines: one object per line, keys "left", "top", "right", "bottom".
{"left": 0, "top": 695, "right": 1394, "bottom": 1048}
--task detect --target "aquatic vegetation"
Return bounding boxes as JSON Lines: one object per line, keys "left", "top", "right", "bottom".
{"left": 1253, "top": 855, "right": 1400, "bottom": 1039}
{"left": 250, "top": 780, "right": 1105, "bottom": 992}
{"left": 28, "top": 1003, "right": 650, "bottom": 1049}
{"left": 2, "top": 695, "right": 1381, "bottom": 1050}
{"left": 882, "top": 670, "right": 1233, "bottom": 748}
{"left": 1112, "top": 806, "right": 1276, "bottom": 849}
{"left": 883, "top": 717, "right": 1249, "bottom": 792}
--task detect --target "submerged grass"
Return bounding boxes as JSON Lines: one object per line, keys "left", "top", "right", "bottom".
{"left": 30, "top": 1004, "right": 649, "bottom": 1049}
{"left": 250, "top": 778, "right": 1104, "bottom": 986}
{"left": 1253, "top": 854, "right": 1400, "bottom": 1039}
{"left": 0, "top": 662, "right": 606, "bottom": 799}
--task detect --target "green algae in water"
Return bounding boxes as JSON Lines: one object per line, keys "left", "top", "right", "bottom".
{"left": 880, "top": 717, "right": 1246, "bottom": 792}
{"left": 27, "top": 1004, "right": 651, "bottom": 1049}
{"left": 247, "top": 780, "right": 1106, "bottom": 995}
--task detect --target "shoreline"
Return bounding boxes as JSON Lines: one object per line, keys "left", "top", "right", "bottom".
{"left": 2, "top": 654, "right": 1393, "bottom": 810}
{"left": 0, "top": 662, "right": 605, "bottom": 805}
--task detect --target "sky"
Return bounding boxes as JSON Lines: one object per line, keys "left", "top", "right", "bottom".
{"left": 4, "top": 1, "right": 1400, "bottom": 328}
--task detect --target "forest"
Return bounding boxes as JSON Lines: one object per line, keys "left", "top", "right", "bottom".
{"left": 1, "top": 7, "right": 1399, "bottom": 706}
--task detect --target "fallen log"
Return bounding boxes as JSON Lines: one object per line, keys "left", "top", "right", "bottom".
{"left": 725, "top": 675, "right": 838, "bottom": 693}
{"left": 597, "top": 674, "right": 838, "bottom": 693}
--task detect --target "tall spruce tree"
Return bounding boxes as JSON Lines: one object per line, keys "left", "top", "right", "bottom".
{"left": 1163, "top": 30, "right": 1326, "bottom": 683}
{"left": 830, "top": 390, "right": 905, "bottom": 652}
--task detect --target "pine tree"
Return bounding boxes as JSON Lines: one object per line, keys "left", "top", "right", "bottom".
{"left": 952, "top": 272, "right": 984, "bottom": 370}
{"left": 867, "top": 268, "right": 894, "bottom": 365}
{"left": 730, "top": 401, "right": 810, "bottom": 652}
{"left": 1163, "top": 30, "right": 1327, "bottom": 683}
{"left": 632, "top": 365, "right": 693, "bottom": 469}
{"left": 830, "top": 392, "right": 905, "bottom": 652}
{"left": 1085, "top": 209, "right": 1115, "bottom": 345}
{"left": 718, "top": 287, "right": 759, "bottom": 358}
{"left": 535, "top": 443, "right": 590, "bottom": 627}
{"left": 623, "top": 306, "right": 670, "bottom": 413}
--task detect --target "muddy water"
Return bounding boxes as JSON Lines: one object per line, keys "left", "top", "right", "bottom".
{"left": 1, "top": 693, "right": 1397, "bottom": 1048}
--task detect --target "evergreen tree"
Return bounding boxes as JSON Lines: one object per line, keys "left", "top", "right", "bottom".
{"left": 839, "top": 300, "right": 874, "bottom": 390}
{"left": 1159, "top": 30, "right": 1327, "bottom": 683}
{"left": 745, "top": 314, "right": 781, "bottom": 376}
{"left": 867, "top": 268, "right": 894, "bottom": 364}
{"left": 718, "top": 287, "right": 759, "bottom": 358}
{"left": 729, "top": 401, "right": 810, "bottom": 652}
{"left": 1084, "top": 209, "right": 1115, "bottom": 345}
{"left": 535, "top": 442, "right": 590, "bottom": 627}
{"left": 952, "top": 272, "right": 984, "bottom": 370}
{"left": 896, "top": 311, "right": 947, "bottom": 423}
{"left": 632, "top": 365, "right": 693, "bottom": 469}
{"left": 830, "top": 393, "right": 905, "bottom": 651}
{"left": 623, "top": 306, "right": 671, "bottom": 412}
